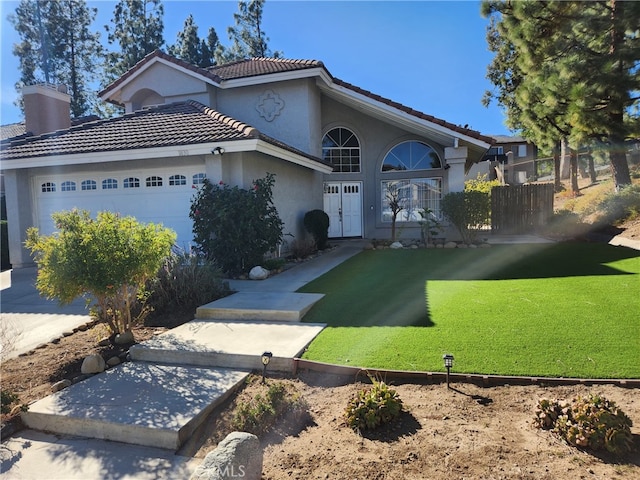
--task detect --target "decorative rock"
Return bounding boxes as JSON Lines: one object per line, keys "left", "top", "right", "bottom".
{"left": 249, "top": 266, "right": 269, "bottom": 280}
{"left": 98, "top": 337, "right": 111, "bottom": 347}
{"left": 190, "top": 432, "right": 262, "bottom": 480}
{"left": 51, "top": 379, "right": 72, "bottom": 392}
{"left": 479, "top": 243, "right": 492, "bottom": 248}
{"left": 114, "top": 331, "right": 134, "bottom": 345}
{"left": 444, "top": 241, "right": 457, "bottom": 249}
{"left": 106, "top": 356, "right": 121, "bottom": 367}
{"left": 469, "top": 244, "right": 477, "bottom": 249}
{"left": 62, "top": 331, "right": 74, "bottom": 337}
{"left": 363, "top": 242, "right": 375, "bottom": 250}
{"left": 410, "top": 244, "right": 419, "bottom": 249}
{"left": 457, "top": 243, "right": 468, "bottom": 249}
{"left": 81, "top": 354, "right": 106, "bottom": 374}
{"left": 390, "top": 242, "right": 403, "bottom": 249}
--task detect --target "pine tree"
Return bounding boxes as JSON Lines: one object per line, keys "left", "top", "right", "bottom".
{"left": 104, "top": 0, "right": 165, "bottom": 81}
{"left": 200, "top": 27, "right": 221, "bottom": 68}
{"left": 168, "top": 14, "right": 201, "bottom": 66}
{"left": 9, "top": 0, "right": 103, "bottom": 118}
{"left": 218, "top": 0, "right": 282, "bottom": 63}
{"left": 482, "top": 0, "right": 639, "bottom": 191}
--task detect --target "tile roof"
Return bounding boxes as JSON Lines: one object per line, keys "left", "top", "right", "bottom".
{"left": 100, "top": 51, "right": 494, "bottom": 146}
{"left": 1, "top": 101, "right": 325, "bottom": 167}
{"left": 331, "top": 78, "right": 494, "bottom": 145}
{"left": 1, "top": 122, "right": 27, "bottom": 141}
{"left": 207, "top": 57, "right": 324, "bottom": 81}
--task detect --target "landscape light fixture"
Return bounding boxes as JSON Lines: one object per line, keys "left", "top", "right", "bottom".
{"left": 212, "top": 146, "right": 225, "bottom": 155}
{"left": 443, "top": 354, "right": 454, "bottom": 389}
{"left": 261, "top": 351, "right": 273, "bottom": 383}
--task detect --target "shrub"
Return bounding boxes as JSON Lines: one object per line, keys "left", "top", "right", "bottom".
{"left": 542, "top": 209, "right": 588, "bottom": 238}
{"left": 303, "top": 209, "right": 330, "bottom": 250}
{"left": 534, "top": 394, "right": 633, "bottom": 455}
{"left": 596, "top": 184, "right": 640, "bottom": 225}
{"left": 190, "top": 173, "right": 284, "bottom": 276}
{"left": 465, "top": 173, "right": 501, "bottom": 195}
{"left": 262, "top": 257, "right": 286, "bottom": 271}
{"left": 344, "top": 378, "right": 403, "bottom": 432}
{"left": 1, "top": 390, "right": 19, "bottom": 415}
{"left": 441, "top": 190, "right": 490, "bottom": 244}
{"left": 233, "top": 381, "right": 308, "bottom": 435}
{"left": 289, "top": 237, "right": 316, "bottom": 259}
{"left": 145, "top": 248, "right": 230, "bottom": 319}
{"left": 25, "top": 210, "right": 176, "bottom": 336}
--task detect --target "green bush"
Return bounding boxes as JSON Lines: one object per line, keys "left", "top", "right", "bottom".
{"left": 190, "top": 174, "right": 284, "bottom": 276}
{"left": 534, "top": 394, "right": 633, "bottom": 455}
{"left": 233, "top": 381, "right": 308, "bottom": 435}
{"left": 1, "top": 390, "right": 19, "bottom": 415}
{"left": 441, "top": 190, "right": 490, "bottom": 244}
{"left": 597, "top": 184, "right": 640, "bottom": 225}
{"left": 145, "top": 249, "right": 230, "bottom": 317}
{"left": 25, "top": 210, "right": 176, "bottom": 335}
{"left": 263, "top": 257, "right": 286, "bottom": 271}
{"left": 542, "top": 209, "right": 588, "bottom": 238}
{"left": 465, "top": 173, "right": 501, "bottom": 195}
{"left": 303, "top": 209, "right": 330, "bottom": 250}
{"left": 344, "top": 378, "right": 403, "bottom": 432}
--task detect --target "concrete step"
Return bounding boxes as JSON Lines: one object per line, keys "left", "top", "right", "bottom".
{"left": 195, "top": 292, "right": 324, "bottom": 322}
{"left": 130, "top": 319, "right": 326, "bottom": 373}
{"left": 22, "top": 362, "right": 248, "bottom": 451}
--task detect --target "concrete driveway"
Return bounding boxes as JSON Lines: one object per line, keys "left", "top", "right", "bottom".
{"left": 1, "top": 268, "right": 92, "bottom": 360}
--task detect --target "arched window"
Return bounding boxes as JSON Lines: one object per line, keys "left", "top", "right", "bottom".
{"left": 381, "top": 141, "right": 442, "bottom": 172}
{"left": 169, "top": 175, "right": 186, "bottom": 186}
{"left": 81, "top": 180, "right": 97, "bottom": 191}
{"left": 41, "top": 182, "right": 56, "bottom": 193}
{"left": 146, "top": 176, "right": 163, "bottom": 187}
{"left": 61, "top": 181, "right": 76, "bottom": 192}
{"left": 124, "top": 177, "right": 140, "bottom": 188}
{"left": 322, "top": 127, "right": 360, "bottom": 173}
{"left": 102, "top": 178, "right": 118, "bottom": 190}
{"left": 192, "top": 173, "right": 206, "bottom": 185}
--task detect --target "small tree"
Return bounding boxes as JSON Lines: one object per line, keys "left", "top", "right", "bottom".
{"left": 441, "top": 191, "right": 490, "bottom": 244}
{"left": 385, "top": 183, "right": 406, "bottom": 242}
{"left": 190, "top": 173, "right": 284, "bottom": 276}
{"left": 25, "top": 210, "right": 176, "bottom": 336}
{"left": 303, "top": 209, "right": 330, "bottom": 250}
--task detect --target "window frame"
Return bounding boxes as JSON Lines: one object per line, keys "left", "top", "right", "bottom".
{"left": 380, "top": 178, "right": 443, "bottom": 223}
{"left": 322, "top": 127, "right": 361, "bottom": 173}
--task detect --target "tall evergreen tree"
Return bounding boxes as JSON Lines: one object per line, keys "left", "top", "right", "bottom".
{"left": 482, "top": 0, "right": 639, "bottom": 190}
{"left": 104, "top": 0, "right": 164, "bottom": 81}
{"left": 168, "top": 14, "right": 201, "bottom": 66}
{"left": 217, "top": 0, "right": 282, "bottom": 63}
{"left": 200, "top": 27, "right": 221, "bottom": 68}
{"left": 9, "top": 0, "right": 103, "bottom": 118}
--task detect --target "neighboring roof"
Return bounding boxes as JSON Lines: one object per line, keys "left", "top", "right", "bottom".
{"left": 0, "top": 101, "right": 328, "bottom": 171}
{"left": 491, "top": 135, "right": 528, "bottom": 144}
{"left": 99, "top": 50, "right": 494, "bottom": 149}
{"left": 1, "top": 122, "right": 26, "bottom": 141}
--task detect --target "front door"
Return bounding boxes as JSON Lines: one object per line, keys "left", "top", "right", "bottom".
{"left": 323, "top": 182, "right": 363, "bottom": 238}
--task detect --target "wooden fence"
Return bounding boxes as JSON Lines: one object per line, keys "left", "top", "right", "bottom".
{"left": 491, "top": 183, "right": 554, "bottom": 234}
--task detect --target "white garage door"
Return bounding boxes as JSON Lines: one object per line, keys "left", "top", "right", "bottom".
{"left": 35, "top": 168, "right": 207, "bottom": 251}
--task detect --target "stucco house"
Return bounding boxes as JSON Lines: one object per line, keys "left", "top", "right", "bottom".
{"left": 1, "top": 51, "right": 493, "bottom": 268}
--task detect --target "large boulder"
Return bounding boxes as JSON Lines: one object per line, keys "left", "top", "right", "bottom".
{"left": 190, "top": 432, "right": 262, "bottom": 480}
{"left": 81, "top": 354, "right": 106, "bottom": 374}
{"left": 389, "top": 242, "right": 404, "bottom": 249}
{"left": 249, "top": 266, "right": 269, "bottom": 280}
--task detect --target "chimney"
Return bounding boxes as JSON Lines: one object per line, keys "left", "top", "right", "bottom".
{"left": 22, "top": 84, "right": 71, "bottom": 136}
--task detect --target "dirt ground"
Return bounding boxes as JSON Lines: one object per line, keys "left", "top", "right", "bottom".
{"left": 218, "top": 376, "right": 640, "bottom": 480}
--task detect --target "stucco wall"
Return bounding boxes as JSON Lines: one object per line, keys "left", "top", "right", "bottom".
{"left": 320, "top": 96, "right": 451, "bottom": 240}
{"left": 217, "top": 79, "right": 322, "bottom": 156}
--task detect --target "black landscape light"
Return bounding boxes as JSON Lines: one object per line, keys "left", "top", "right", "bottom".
{"left": 443, "top": 354, "right": 454, "bottom": 389}
{"left": 261, "top": 351, "right": 273, "bottom": 383}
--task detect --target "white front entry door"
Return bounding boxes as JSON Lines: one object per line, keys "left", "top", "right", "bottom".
{"left": 323, "top": 182, "right": 363, "bottom": 238}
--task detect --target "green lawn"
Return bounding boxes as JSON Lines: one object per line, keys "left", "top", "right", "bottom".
{"left": 298, "top": 243, "right": 640, "bottom": 378}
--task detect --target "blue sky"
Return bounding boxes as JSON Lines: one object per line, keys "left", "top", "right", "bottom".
{"left": 0, "top": 0, "right": 511, "bottom": 135}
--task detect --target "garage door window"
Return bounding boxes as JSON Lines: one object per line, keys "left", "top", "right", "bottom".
{"left": 102, "top": 179, "right": 118, "bottom": 190}
{"left": 192, "top": 173, "right": 206, "bottom": 185}
{"left": 146, "top": 176, "right": 163, "bottom": 187}
{"left": 81, "top": 180, "right": 97, "bottom": 191}
{"left": 124, "top": 177, "right": 140, "bottom": 188}
{"left": 61, "top": 181, "right": 76, "bottom": 192}
{"left": 41, "top": 182, "right": 56, "bottom": 192}
{"left": 170, "top": 175, "right": 186, "bottom": 186}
